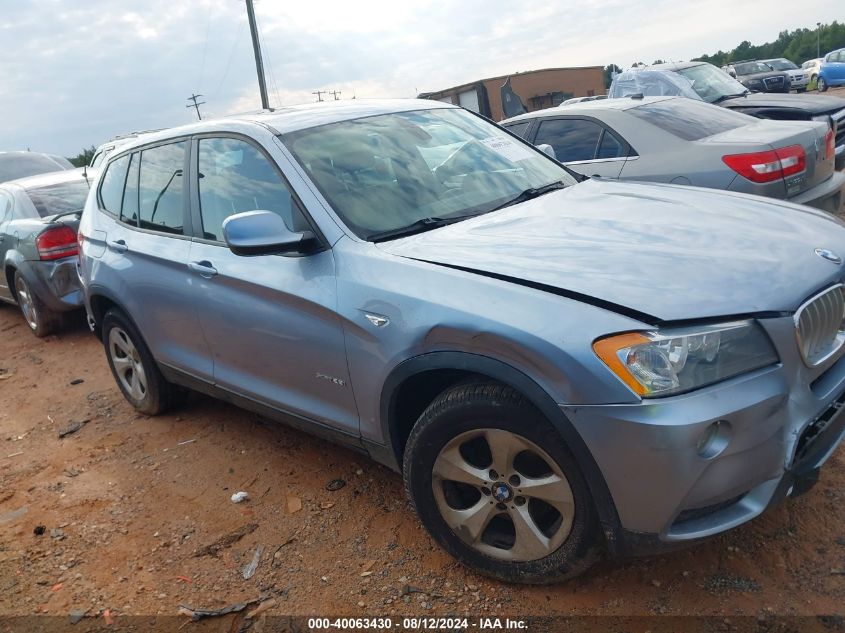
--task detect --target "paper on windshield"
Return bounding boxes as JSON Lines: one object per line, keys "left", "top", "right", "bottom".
{"left": 479, "top": 136, "right": 535, "bottom": 162}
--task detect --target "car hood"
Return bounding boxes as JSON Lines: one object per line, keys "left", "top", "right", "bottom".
{"left": 378, "top": 179, "right": 845, "bottom": 323}
{"left": 723, "top": 91, "right": 845, "bottom": 115}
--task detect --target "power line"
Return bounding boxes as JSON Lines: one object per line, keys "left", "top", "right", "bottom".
{"left": 186, "top": 93, "right": 206, "bottom": 120}
{"left": 196, "top": 10, "right": 212, "bottom": 92}
{"left": 255, "top": 9, "right": 282, "bottom": 107}
{"left": 213, "top": 16, "right": 246, "bottom": 99}
{"left": 330, "top": 90, "right": 342, "bottom": 100}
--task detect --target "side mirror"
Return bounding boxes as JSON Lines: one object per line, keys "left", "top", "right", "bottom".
{"left": 536, "top": 143, "right": 557, "bottom": 160}
{"left": 222, "top": 210, "right": 318, "bottom": 256}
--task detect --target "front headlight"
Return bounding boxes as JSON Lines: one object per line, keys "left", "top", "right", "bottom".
{"left": 593, "top": 321, "right": 778, "bottom": 398}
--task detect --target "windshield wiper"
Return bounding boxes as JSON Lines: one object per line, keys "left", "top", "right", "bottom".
{"left": 368, "top": 214, "right": 480, "bottom": 242}
{"left": 713, "top": 91, "right": 749, "bottom": 103}
{"left": 489, "top": 180, "right": 567, "bottom": 212}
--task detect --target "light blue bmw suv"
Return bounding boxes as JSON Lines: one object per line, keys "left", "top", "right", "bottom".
{"left": 78, "top": 99, "right": 845, "bottom": 583}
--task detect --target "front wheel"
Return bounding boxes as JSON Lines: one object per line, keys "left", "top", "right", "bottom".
{"left": 403, "top": 383, "right": 602, "bottom": 584}
{"left": 101, "top": 308, "right": 183, "bottom": 415}
{"left": 14, "top": 271, "right": 60, "bottom": 337}
{"left": 818, "top": 77, "right": 829, "bottom": 92}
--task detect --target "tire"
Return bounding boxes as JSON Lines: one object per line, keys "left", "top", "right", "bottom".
{"left": 797, "top": 87, "right": 806, "bottom": 93}
{"left": 403, "top": 382, "right": 602, "bottom": 584}
{"left": 14, "top": 270, "right": 61, "bottom": 337}
{"left": 819, "top": 77, "right": 829, "bottom": 92}
{"left": 101, "top": 308, "right": 182, "bottom": 415}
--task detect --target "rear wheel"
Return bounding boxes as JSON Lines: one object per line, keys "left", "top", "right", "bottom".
{"left": 14, "top": 271, "right": 60, "bottom": 337}
{"left": 404, "top": 382, "right": 602, "bottom": 584}
{"left": 102, "top": 308, "right": 183, "bottom": 415}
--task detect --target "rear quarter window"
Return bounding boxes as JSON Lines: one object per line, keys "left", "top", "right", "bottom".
{"left": 627, "top": 99, "right": 752, "bottom": 141}
{"left": 99, "top": 155, "right": 130, "bottom": 216}
{"left": 503, "top": 121, "right": 531, "bottom": 139}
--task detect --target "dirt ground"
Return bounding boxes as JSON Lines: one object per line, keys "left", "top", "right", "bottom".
{"left": 1, "top": 299, "right": 845, "bottom": 626}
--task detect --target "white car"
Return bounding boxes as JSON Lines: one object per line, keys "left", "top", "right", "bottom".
{"left": 802, "top": 58, "right": 824, "bottom": 87}
{"left": 761, "top": 58, "right": 809, "bottom": 92}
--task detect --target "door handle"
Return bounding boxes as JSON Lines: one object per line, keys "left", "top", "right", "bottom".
{"left": 188, "top": 260, "right": 218, "bottom": 277}
{"left": 107, "top": 239, "right": 128, "bottom": 253}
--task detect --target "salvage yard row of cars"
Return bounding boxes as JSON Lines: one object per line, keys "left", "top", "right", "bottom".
{"left": 2, "top": 57, "right": 845, "bottom": 584}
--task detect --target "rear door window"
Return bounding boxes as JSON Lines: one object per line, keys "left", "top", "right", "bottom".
{"left": 138, "top": 142, "right": 187, "bottom": 235}
{"left": 533, "top": 119, "right": 603, "bottom": 162}
{"left": 627, "top": 99, "right": 751, "bottom": 141}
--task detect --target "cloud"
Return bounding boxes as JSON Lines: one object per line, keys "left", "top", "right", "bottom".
{"left": 0, "top": 0, "right": 841, "bottom": 156}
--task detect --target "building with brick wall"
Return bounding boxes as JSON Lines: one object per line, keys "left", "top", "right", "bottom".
{"left": 418, "top": 66, "right": 606, "bottom": 121}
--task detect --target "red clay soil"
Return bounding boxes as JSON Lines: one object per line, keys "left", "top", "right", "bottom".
{"left": 1, "top": 303, "right": 844, "bottom": 626}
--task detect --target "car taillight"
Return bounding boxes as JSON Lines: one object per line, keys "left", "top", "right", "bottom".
{"left": 36, "top": 225, "right": 78, "bottom": 261}
{"left": 722, "top": 144, "right": 806, "bottom": 183}
{"left": 825, "top": 127, "right": 835, "bottom": 161}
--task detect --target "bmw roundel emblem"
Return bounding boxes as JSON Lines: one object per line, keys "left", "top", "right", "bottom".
{"left": 491, "top": 482, "right": 512, "bottom": 503}
{"left": 815, "top": 248, "right": 842, "bottom": 265}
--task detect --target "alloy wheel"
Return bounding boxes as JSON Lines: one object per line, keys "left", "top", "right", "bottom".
{"left": 14, "top": 276, "right": 38, "bottom": 331}
{"left": 432, "top": 428, "right": 575, "bottom": 562}
{"left": 108, "top": 327, "right": 148, "bottom": 401}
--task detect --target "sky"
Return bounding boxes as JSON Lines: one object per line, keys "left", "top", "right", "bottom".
{"left": 0, "top": 0, "right": 841, "bottom": 156}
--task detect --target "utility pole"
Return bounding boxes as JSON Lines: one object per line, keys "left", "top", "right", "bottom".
{"left": 245, "top": 0, "right": 270, "bottom": 110}
{"left": 186, "top": 93, "right": 205, "bottom": 120}
{"left": 817, "top": 22, "right": 822, "bottom": 59}
{"left": 330, "top": 90, "right": 342, "bottom": 101}
{"left": 312, "top": 90, "right": 326, "bottom": 102}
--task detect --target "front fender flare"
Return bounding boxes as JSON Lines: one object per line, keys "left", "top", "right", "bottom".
{"left": 379, "top": 351, "right": 622, "bottom": 547}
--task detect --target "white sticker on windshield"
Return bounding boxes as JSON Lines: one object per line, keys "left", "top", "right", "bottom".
{"left": 479, "top": 136, "right": 535, "bottom": 162}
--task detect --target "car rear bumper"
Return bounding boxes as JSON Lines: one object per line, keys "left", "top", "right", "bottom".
{"left": 562, "top": 315, "right": 845, "bottom": 552}
{"left": 21, "top": 257, "right": 83, "bottom": 312}
{"left": 789, "top": 170, "right": 845, "bottom": 213}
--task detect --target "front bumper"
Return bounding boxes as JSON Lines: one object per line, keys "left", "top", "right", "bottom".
{"left": 20, "top": 257, "right": 83, "bottom": 312}
{"left": 563, "top": 314, "right": 845, "bottom": 550}
{"left": 789, "top": 169, "right": 845, "bottom": 213}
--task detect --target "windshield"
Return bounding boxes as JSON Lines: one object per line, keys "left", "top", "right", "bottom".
{"left": 734, "top": 62, "right": 775, "bottom": 75}
{"left": 25, "top": 179, "right": 90, "bottom": 217}
{"left": 675, "top": 64, "right": 748, "bottom": 103}
{"left": 764, "top": 59, "right": 797, "bottom": 71}
{"left": 284, "top": 108, "right": 574, "bottom": 241}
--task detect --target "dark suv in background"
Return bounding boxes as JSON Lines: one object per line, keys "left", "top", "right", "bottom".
{"left": 724, "top": 60, "right": 790, "bottom": 93}
{"left": 609, "top": 61, "right": 845, "bottom": 170}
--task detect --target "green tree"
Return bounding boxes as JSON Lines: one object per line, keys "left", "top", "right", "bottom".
{"left": 692, "top": 21, "right": 845, "bottom": 66}
{"left": 67, "top": 146, "right": 96, "bottom": 168}
{"left": 603, "top": 64, "right": 622, "bottom": 89}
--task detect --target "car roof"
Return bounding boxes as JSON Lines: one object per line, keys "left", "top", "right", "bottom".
{"left": 113, "top": 99, "right": 455, "bottom": 155}
{"left": 501, "top": 96, "right": 678, "bottom": 124}
{"left": 643, "top": 61, "right": 705, "bottom": 72}
{"left": 1, "top": 167, "right": 89, "bottom": 190}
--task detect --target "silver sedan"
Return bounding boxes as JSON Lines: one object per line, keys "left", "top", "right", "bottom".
{"left": 501, "top": 96, "right": 844, "bottom": 213}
